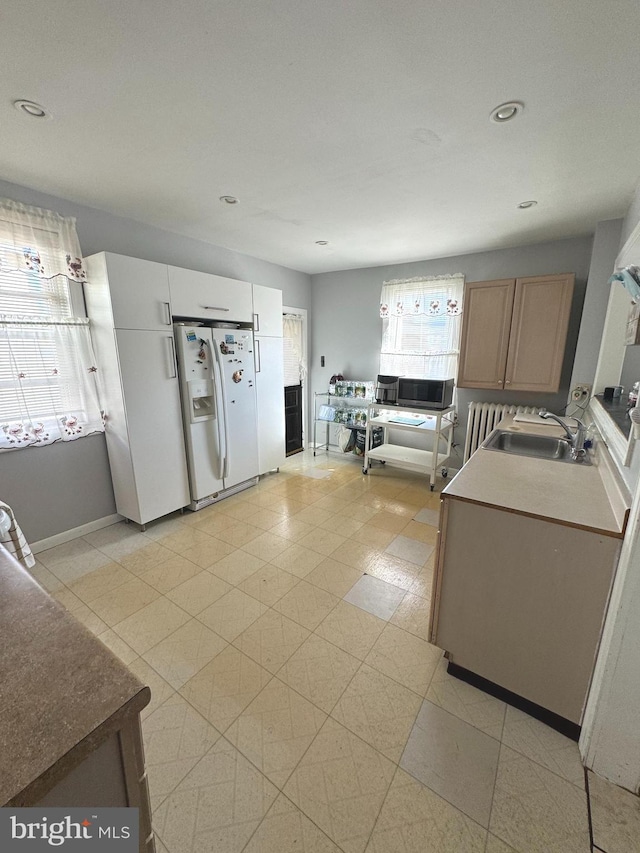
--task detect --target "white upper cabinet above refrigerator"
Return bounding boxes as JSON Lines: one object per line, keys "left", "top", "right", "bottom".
{"left": 87, "top": 252, "right": 172, "bottom": 331}
{"left": 252, "top": 283, "right": 283, "bottom": 336}
{"left": 168, "top": 266, "right": 253, "bottom": 321}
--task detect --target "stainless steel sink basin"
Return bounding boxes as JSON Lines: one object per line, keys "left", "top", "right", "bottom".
{"left": 482, "top": 430, "right": 591, "bottom": 464}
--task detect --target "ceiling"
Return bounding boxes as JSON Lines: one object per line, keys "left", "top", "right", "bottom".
{"left": 1, "top": 1, "right": 639, "bottom": 274}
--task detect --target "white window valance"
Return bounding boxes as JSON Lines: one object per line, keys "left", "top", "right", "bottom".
{"left": 0, "top": 199, "right": 103, "bottom": 451}
{"left": 0, "top": 197, "right": 87, "bottom": 283}
{"left": 380, "top": 274, "right": 464, "bottom": 317}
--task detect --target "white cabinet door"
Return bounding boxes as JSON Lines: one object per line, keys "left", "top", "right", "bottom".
{"left": 255, "top": 335, "right": 285, "bottom": 473}
{"left": 252, "top": 284, "right": 283, "bottom": 337}
{"left": 116, "top": 329, "right": 190, "bottom": 523}
{"left": 104, "top": 253, "right": 172, "bottom": 331}
{"left": 168, "top": 266, "right": 253, "bottom": 322}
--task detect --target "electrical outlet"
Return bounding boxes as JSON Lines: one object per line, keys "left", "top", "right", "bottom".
{"left": 571, "top": 383, "right": 591, "bottom": 402}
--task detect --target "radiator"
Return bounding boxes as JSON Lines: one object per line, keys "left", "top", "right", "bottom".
{"left": 464, "top": 402, "right": 541, "bottom": 462}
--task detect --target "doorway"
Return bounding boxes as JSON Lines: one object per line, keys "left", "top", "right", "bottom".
{"left": 283, "top": 309, "right": 307, "bottom": 456}
{"left": 285, "top": 384, "right": 303, "bottom": 455}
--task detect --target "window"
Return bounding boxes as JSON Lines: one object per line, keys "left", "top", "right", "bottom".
{"left": 0, "top": 198, "right": 104, "bottom": 450}
{"left": 379, "top": 274, "right": 464, "bottom": 379}
{"left": 283, "top": 313, "right": 306, "bottom": 387}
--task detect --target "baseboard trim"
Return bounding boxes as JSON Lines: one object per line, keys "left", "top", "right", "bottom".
{"left": 447, "top": 661, "right": 581, "bottom": 741}
{"left": 31, "top": 513, "right": 123, "bottom": 554}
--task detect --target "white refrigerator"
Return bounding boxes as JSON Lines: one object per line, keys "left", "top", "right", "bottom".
{"left": 174, "top": 323, "right": 259, "bottom": 509}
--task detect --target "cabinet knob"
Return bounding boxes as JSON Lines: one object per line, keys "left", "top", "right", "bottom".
{"left": 505, "top": 380, "right": 511, "bottom": 385}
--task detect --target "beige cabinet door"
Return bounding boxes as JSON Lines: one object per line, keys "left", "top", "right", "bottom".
{"left": 457, "top": 279, "right": 515, "bottom": 389}
{"left": 505, "top": 274, "right": 574, "bottom": 392}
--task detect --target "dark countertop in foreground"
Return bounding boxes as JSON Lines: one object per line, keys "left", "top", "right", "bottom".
{"left": 0, "top": 545, "right": 150, "bottom": 806}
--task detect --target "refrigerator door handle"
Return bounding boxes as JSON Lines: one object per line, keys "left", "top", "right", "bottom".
{"left": 167, "top": 335, "right": 178, "bottom": 379}
{"left": 163, "top": 301, "right": 172, "bottom": 325}
{"left": 211, "top": 339, "right": 229, "bottom": 480}
{"left": 255, "top": 339, "right": 261, "bottom": 373}
{"left": 253, "top": 312, "right": 260, "bottom": 332}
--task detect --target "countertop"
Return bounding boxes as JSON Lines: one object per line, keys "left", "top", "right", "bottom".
{"left": 0, "top": 546, "right": 150, "bottom": 806}
{"left": 443, "top": 415, "right": 627, "bottom": 537}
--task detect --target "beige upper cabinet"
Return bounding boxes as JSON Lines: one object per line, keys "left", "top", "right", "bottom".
{"left": 505, "top": 274, "right": 574, "bottom": 392}
{"left": 457, "top": 279, "right": 515, "bottom": 389}
{"left": 457, "top": 273, "right": 574, "bottom": 393}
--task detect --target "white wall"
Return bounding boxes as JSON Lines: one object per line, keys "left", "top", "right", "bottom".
{"left": 0, "top": 179, "right": 311, "bottom": 543}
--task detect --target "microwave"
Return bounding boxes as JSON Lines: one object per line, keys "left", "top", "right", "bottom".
{"left": 396, "top": 377, "right": 454, "bottom": 410}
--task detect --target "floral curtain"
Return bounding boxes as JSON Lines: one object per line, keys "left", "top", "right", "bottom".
{"left": 0, "top": 197, "right": 86, "bottom": 283}
{"left": 379, "top": 274, "right": 463, "bottom": 317}
{"left": 0, "top": 199, "right": 104, "bottom": 450}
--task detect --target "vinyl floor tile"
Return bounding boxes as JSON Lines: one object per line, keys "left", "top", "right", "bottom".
{"left": 142, "top": 618, "right": 228, "bottom": 689}
{"left": 238, "top": 564, "right": 300, "bottom": 606}
{"left": 226, "top": 678, "right": 326, "bottom": 787}
{"left": 385, "top": 535, "right": 434, "bottom": 566}
{"left": 244, "top": 794, "right": 341, "bottom": 852}
{"left": 143, "top": 693, "right": 221, "bottom": 810}
{"left": 331, "top": 663, "right": 422, "bottom": 762}
{"left": 209, "top": 551, "right": 266, "bottom": 586}
{"left": 305, "top": 558, "right": 363, "bottom": 598}
{"left": 588, "top": 769, "right": 640, "bottom": 853}
{"left": 166, "top": 571, "right": 232, "bottom": 616}
{"left": 390, "top": 591, "right": 434, "bottom": 642}
{"left": 283, "top": 717, "right": 396, "bottom": 853}
{"left": 425, "top": 656, "right": 506, "bottom": 739}
{"left": 400, "top": 700, "right": 500, "bottom": 827}
{"left": 343, "top": 574, "right": 406, "bottom": 621}
{"left": 179, "top": 645, "right": 272, "bottom": 731}
{"left": 489, "top": 745, "right": 590, "bottom": 853}
{"left": 316, "top": 600, "right": 386, "bottom": 661}
{"left": 90, "top": 576, "right": 161, "bottom": 627}
{"left": 365, "top": 623, "right": 442, "bottom": 695}
{"left": 501, "top": 705, "right": 584, "bottom": 787}
{"left": 233, "top": 609, "right": 310, "bottom": 674}
{"left": 365, "top": 767, "right": 487, "bottom": 853}
{"left": 153, "top": 737, "right": 278, "bottom": 853}
{"left": 198, "top": 588, "right": 268, "bottom": 641}
{"left": 278, "top": 633, "right": 361, "bottom": 714}
{"left": 138, "top": 554, "right": 203, "bottom": 594}
{"left": 273, "top": 579, "right": 340, "bottom": 630}
{"left": 112, "top": 596, "right": 190, "bottom": 655}
{"left": 269, "top": 543, "right": 326, "bottom": 578}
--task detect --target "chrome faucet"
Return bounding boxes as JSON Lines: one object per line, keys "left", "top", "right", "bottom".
{"left": 539, "top": 410, "right": 588, "bottom": 460}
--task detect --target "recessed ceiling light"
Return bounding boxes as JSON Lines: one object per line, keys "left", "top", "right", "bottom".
{"left": 517, "top": 200, "right": 538, "bottom": 209}
{"left": 13, "top": 99, "right": 51, "bottom": 119}
{"left": 315, "top": 240, "right": 329, "bottom": 246}
{"left": 219, "top": 195, "right": 239, "bottom": 205}
{"left": 490, "top": 101, "right": 524, "bottom": 123}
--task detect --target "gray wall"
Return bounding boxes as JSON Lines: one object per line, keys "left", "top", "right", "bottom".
{"left": 310, "top": 234, "right": 594, "bottom": 458}
{"left": 570, "top": 219, "right": 624, "bottom": 393}
{"left": 620, "top": 179, "right": 640, "bottom": 248}
{"left": 0, "top": 178, "right": 311, "bottom": 543}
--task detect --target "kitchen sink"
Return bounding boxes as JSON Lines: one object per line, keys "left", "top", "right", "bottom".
{"left": 482, "top": 430, "right": 591, "bottom": 464}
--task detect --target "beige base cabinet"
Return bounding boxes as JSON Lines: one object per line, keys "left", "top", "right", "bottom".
{"left": 457, "top": 273, "right": 574, "bottom": 392}
{"left": 430, "top": 497, "right": 620, "bottom": 724}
